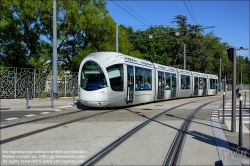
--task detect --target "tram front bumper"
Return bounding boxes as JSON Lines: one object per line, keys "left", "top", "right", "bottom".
{"left": 80, "top": 100, "right": 109, "bottom": 107}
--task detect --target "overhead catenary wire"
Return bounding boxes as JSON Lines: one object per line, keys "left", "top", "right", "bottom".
{"left": 188, "top": 0, "right": 198, "bottom": 25}
{"left": 111, "top": 0, "right": 149, "bottom": 28}
{"left": 183, "top": 0, "right": 197, "bottom": 25}
{"left": 118, "top": 0, "right": 153, "bottom": 26}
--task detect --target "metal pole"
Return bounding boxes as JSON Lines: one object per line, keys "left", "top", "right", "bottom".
{"left": 14, "top": 70, "right": 17, "bottom": 99}
{"left": 72, "top": 87, "right": 75, "bottom": 107}
{"left": 52, "top": 0, "right": 58, "bottom": 99}
{"left": 116, "top": 23, "right": 118, "bottom": 52}
{"left": 64, "top": 77, "right": 66, "bottom": 97}
{"left": 239, "top": 96, "right": 242, "bottom": 146}
{"left": 244, "top": 90, "right": 246, "bottom": 108}
{"left": 222, "top": 92, "right": 225, "bottom": 124}
{"left": 51, "top": 89, "right": 54, "bottom": 108}
{"left": 33, "top": 69, "right": 36, "bottom": 98}
{"left": 224, "top": 75, "right": 226, "bottom": 95}
{"left": 241, "top": 66, "right": 242, "bottom": 89}
{"left": 231, "top": 47, "right": 236, "bottom": 132}
{"left": 184, "top": 44, "right": 186, "bottom": 70}
{"left": 50, "top": 71, "right": 53, "bottom": 108}
{"left": 26, "top": 88, "right": 28, "bottom": 109}
{"left": 219, "top": 58, "right": 221, "bottom": 92}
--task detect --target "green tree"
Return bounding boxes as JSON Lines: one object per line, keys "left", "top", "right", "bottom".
{"left": 0, "top": 0, "right": 139, "bottom": 71}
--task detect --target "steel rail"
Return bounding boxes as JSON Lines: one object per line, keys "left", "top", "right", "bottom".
{"left": 0, "top": 96, "right": 222, "bottom": 146}
{"left": 0, "top": 109, "right": 83, "bottom": 129}
{"left": 80, "top": 100, "right": 198, "bottom": 166}
{"left": 0, "top": 109, "right": 118, "bottom": 145}
{"left": 163, "top": 100, "right": 216, "bottom": 166}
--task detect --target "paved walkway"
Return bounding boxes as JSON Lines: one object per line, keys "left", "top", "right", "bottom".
{"left": 1, "top": 92, "right": 249, "bottom": 165}
{"left": 214, "top": 90, "right": 250, "bottom": 165}
{"left": 0, "top": 97, "right": 79, "bottom": 111}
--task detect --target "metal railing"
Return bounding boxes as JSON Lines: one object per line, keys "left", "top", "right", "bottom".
{"left": 0, "top": 67, "right": 78, "bottom": 99}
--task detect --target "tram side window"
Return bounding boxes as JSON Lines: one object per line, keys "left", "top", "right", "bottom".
{"left": 210, "top": 79, "right": 216, "bottom": 89}
{"left": 107, "top": 64, "right": 124, "bottom": 91}
{"left": 165, "top": 73, "right": 170, "bottom": 90}
{"left": 199, "top": 78, "right": 203, "bottom": 89}
{"left": 181, "top": 75, "right": 190, "bottom": 89}
{"left": 135, "top": 67, "right": 152, "bottom": 91}
{"left": 135, "top": 67, "right": 143, "bottom": 90}
{"left": 144, "top": 68, "right": 152, "bottom": 90}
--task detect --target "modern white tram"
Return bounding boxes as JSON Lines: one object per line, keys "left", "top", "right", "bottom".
{"left": 78, "top": 52, "right": 218, "bottom": 107}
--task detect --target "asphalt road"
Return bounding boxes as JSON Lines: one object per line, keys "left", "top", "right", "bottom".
{"left": 0, "top": 110, "right": 54, "bottom": 122}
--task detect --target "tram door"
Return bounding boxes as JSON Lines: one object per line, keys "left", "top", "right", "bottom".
{"left": 194, "top": 77, "right": 199, "bottom": 96}
{"left": 202, "top": 78, "right": 207, "bottom": 95}
{"left": 126, "top": 65, "right": 134, "bottom": 103}
{"left": 157, "top": 71, "right": 164, "bottom": 99}
{"left": 171, "top": 73, "right": 177, "bottom": 98}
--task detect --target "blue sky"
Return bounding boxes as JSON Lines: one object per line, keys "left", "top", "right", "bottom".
{"left": 106, "top": 0, "right": 249, "bottom": 58}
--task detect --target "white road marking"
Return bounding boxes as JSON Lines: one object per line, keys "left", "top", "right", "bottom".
{"left": 53, "top": 109, "right": 62, "bottom": 112}
{"left": 40, "top": 112, "right": 50, "bottom": 115}
{"left": 5, "top": 117, "right": 19, "bottom": 121}
{"left": 225, "top": 120, "right": 250, "bottom": 133}
{"left": 211, "top": 117, "right": 218, "bottom": 119}
{"left": 219, "top": 117, "right": 250, "bottom": 120}
{"left": 219, "top": 108, "right": 249, "bottom": 111}
{"left": 24, "top": 114, "right": 36, "bottom": 117}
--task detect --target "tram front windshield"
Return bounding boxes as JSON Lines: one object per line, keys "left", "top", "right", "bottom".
{"left": 80, "top": 61, "right": 107, "bottom": 91}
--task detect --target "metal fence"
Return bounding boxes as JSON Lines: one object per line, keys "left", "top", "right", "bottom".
{"left": 221, "top": 83, "right": 250, "bottom": 91}
{"left": 0, "top": 67, "right": 78, "bottom": 99}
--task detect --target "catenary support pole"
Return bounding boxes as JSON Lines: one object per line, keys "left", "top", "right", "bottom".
{"left": 231, "top": 47, "right": 236, "bottom": 132}
{"left": 184, "top": 44, "right": 186, "bottom": 70}
{"left": 52, "top": 0, "right": 58, "bottom": 99}
{"left": 51, "top": 90, "right": 54, "bottom": 108}
{"left": 116, "top": 23, "right": 118, "bottom": 52}
{"left": 219, "top": 58, "right": 221, "bottom": 92}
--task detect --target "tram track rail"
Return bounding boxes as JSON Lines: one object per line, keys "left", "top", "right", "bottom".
{"left": 80, "top": 98, "right": 218, "bottom": 166}
{"left": 0, "top": 96, "right": 221, "bottom": 147}
{"left": 0, "top": 109, "right": 83, "bottom": 129}
{"left": 0, "top": 102, "right": 125, "bottom": 129}
{"left": 0, "top": 109, "right": 118, "bottom": 145}
{"left": 80, "top": 105, "right": 185, "bottom": 165}
{"left": 0, "top": 96, "right": 222, "bottom": 130}
{"left": 162, "top": 101, "right": 214, "bottom": 166}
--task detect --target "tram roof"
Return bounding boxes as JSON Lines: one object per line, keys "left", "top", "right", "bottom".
{"left": 86, "top": 52, "right": 153, "bottom": 67}
{"left": 177, "top": 68, "right": 191, "bottom": 75}
{"left": 153, "top": 63, "right": 177, "bottom": 73}
{"left": 207, "top": 74, "right": 218, "bottom": 79}
{"left": 191, "top": 71, "right": 207, "bottom": 78}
